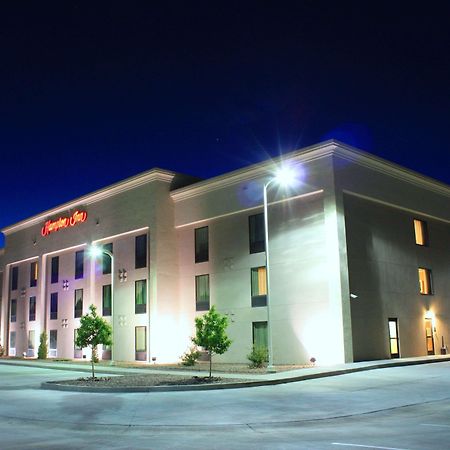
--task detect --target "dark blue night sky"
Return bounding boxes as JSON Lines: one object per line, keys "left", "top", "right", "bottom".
{"left": 1, "top": 2, "right": 449, "bottom": 247}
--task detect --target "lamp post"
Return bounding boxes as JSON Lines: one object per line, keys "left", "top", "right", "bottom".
{"left": 89, "top": 245, "right": 114, "bottom": 362}
{"left": 263, "top": 166, "right": 297, "bottom": 373}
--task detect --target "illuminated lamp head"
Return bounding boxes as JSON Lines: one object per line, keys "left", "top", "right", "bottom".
{"left": 273, "top": 164, "right": 298, "bottom": 188}
{"left": 88, "top": 245, "right": 103, "bottom": 258}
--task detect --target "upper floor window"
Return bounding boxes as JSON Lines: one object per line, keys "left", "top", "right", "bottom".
{"left": 75, "top": 250, "right": 84, "bottom": 279}
{"left": 251, "top": 267, "right": 267, "bottom": 307}
{"left": 195, "top": 274, "right": 210, "bottom": 311}
{"left": 135, "top": 234, "right": 147, "bottom": 269}
{"left": 11, "top": 266, "right": 18, "bottom": 291}
{"left": 30, "top": 261, "right": 38, "bottom": 287}
{"left": 249, "top": 213, "right": 265, "bottom": 254}
{"left": 414, "top": 219, "right": 428, "bottom": 246}
{"left": 50, "top": 292, "right": 58, "bottom": 320}
{"left": 51, "top": 256, "right": 59, "bottom": 284}
{"left": 10, "top": 299, "right": 17, "bottom": 322}
{"left": 29, "top": 296, "right": 36, "bottom": 321}
{"left": 135, "top": 279, "right": 147, "bottom": 314}
{"left": 102, "top": 243, "right": 113, "bottom": 275}
{"left": 195, "top": 226, "right": 209, "bottom": 263}
{"left": 418, "top": 268, "right": 433, "bottom": 295}
{"left": 74, "top": 289, "right": 83, "bottom": 318}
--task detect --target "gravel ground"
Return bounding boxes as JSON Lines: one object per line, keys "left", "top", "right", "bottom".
{"left": 54, "top": 374, "right": 243, "bottom": 387}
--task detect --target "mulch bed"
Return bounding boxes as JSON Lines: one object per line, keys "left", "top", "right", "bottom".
{"left": 54, "top": 374, "right": 242, "bottom": 387}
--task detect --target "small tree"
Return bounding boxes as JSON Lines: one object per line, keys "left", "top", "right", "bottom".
{"left": 37, "top": 331, "right": 48, "bottom": 359}
{"left": 75, "top": 305, "right": 112, "bottom": 378}
{"left": 192, "top": 306, "right": 231, "bottom": 377}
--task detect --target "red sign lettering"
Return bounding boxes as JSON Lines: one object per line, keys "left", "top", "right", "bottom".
{"left": 41, "top": 210, "right": 88, "bottom": 237}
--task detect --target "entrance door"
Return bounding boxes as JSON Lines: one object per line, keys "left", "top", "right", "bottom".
{"left": 425, "top": 318, "right": 435, "bottom": 355}
{"left": 388, "top": 318, "right": 400, "bottom": 358}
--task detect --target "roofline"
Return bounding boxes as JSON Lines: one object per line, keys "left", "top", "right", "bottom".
{"left": 170, "top": 139, "right": 450, "bottom": 201}
{"left": 2, "top": 168, "right": 176, "bottom": 235}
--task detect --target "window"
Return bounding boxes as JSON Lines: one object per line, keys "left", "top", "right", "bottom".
{"left": 74, "top": 289, "right": 83, "bottom": 318}
{"left": 418, "top": 268, "right": 432, "bottom": 295}
{"left": 195, "top": 274, "right": 210, "bottom": 311}
{"left": 102, "top": 243, "right": 113, "bottom": 274}
{"left": 28, "top": 330, "right": 35, "bottom": 351}
{"left": 51, "top": 256, "right": 59, "bottom": 284}
{"left": 10, "top": 299, "right": 17, "bottom": 322}
{"left": 135, "top": 234, "right": 147, "bottom": 269}
{"left": 135, "top": 326, "right": 147, "bottom": 361}
{"left": 10, "top": 331, "right": 16, "bottom": 349}
{"left": 102, "top": 284, "right": 112, "bottom": 316}
{"left": 75, "top": 250, "right": 84, "bottom": 279}
{"left": 30, "top": 261, "right": 38, "bottom": 287}
{"left": 414, "top": 219, "right": 428, "bottom": 246}
{"left": 135, "top": 280, "right": 147, "bottom": 314}
{"left": 29, "top": 296, "right": 36, "bottom": 321}
{"left": 252, "top": 321, "right": 268, "bottom": 350}
{"left": 195, "top": 226, "right": 209, "bottom": 263}
{"left": 50, "top": 292, "right": 58, "bottom": 320}
{"left": 251, "top": 267, "right": 267, "bottom": 307}
{"left": 11, "top": 266, "right": 18, "bottom": 291}
{"left": 74, "top": 329, "right": 82, "bottom": 358}
{"left": 388, "top": 318, "right": 400, "bottom": 358}
{"left": 249, "top": 213, "right": 265, "bottom": 254}
{"left": 49, "top": 330, "right": 57, "bottom": 350}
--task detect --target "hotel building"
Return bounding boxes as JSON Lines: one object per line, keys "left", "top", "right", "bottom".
{"left": 0, "top": 140, "right": 449, "bottom": 365}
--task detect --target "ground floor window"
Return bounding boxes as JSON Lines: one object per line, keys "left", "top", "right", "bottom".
{"left": 135, "top": 326, "right": 147, "bottom": 361}
{"left": 252, "top": 321, "right": 268, "bottom": 350}
{"left": 28, "top": 330, "right": 35, "bottom": 357}
{"left": 9, "top": 331, "right": 16, "bottom": 356}
{"left": 135, "top": 280, "right": 147, "bottom": 314}
{"left": 49, "top": 330, "right": 57, "bottom": 357}
{"left": 388, "top": 318, "right": 399, "bottom": 358}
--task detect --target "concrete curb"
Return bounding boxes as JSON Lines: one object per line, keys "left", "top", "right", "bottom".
{"left": 38, "top": 355, "right": 450, "bottom": 393}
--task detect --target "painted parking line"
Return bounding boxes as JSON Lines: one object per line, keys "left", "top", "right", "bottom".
{"left": 332, "top": 443, "right": 410, "bottom": 450}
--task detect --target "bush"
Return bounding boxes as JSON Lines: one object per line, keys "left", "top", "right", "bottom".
{"left": 247, "top": 346, "right": 268, "bottom": 368}
{"left": 181, "top": 346, "right": 201, "bottom": 366}
{"left": 37, "top": 331, "right": 48, "bottom": 359}
{"left": 0, "top": 344, "right": 4, "bottom": 357}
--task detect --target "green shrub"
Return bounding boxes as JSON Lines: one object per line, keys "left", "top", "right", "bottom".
{"left": 0, "top": 344, "right": 4, "bottom": 357}
{"left": 37, "top": 331, "right": 48, "bottom": 359}
{"left": 247, "top": 346, "right": 268, "bottom": 368}
{"left": 181, "top": 346, "right": 201, "bottom": 366}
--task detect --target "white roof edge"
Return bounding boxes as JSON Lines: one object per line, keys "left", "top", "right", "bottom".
{"left": 171, "top": 140, "right": 450, "bottom": 201}
{"left": 2, "top": 168, "right": 176, "bottom": 235}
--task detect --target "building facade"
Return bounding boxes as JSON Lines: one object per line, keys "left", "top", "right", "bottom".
{"left": 1, "top": 141, "right": 449, "bottom": 365}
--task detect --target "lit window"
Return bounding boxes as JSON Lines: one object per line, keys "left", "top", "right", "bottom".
{"left": 28, "top": 330, "right": 35, "bottom": 351}
{"left": 249, "top": 214, "right": 265, "bottom": 254}
{"left": 135, "top": 326, "right": 147, "bottom": 361}
{"left": 418, "top": 268, "right": 432, "bottom": 295}
{"left": 10, "top": 331, "right": 16, "bottom": 350}
{"left": 414, "top": 219, "right": 428, "bottom": 246}
{"left": 30, "top": 261, "right": 38, "bottom": 287}
{"left": 195, "top": 226, "right": 209, "bottom": 263}
{"left": 195, "top": 274, "right": 210, "bottom": 311}
{"left": 135, "top": 280, "right": 147, "bottom": 314}
{"left": 251, "top": 267, "right": 267, "bottom": 307}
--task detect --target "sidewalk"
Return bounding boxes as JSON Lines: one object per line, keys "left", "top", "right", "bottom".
{"left": 1, "top": 354, "right": 450, "bottom": 387}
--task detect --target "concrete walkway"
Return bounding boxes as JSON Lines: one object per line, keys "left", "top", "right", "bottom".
{"left": 1, "top": 354, "right": 449, "bottom": 388}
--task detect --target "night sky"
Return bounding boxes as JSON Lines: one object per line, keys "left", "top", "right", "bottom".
{"left": 1, "top": 2, "right": 449, "bottom": 248}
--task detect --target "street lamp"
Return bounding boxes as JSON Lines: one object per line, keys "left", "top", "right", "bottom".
{"left": 89, "top": 245, "right": 114, "bottom": 362}
{"left": 264, "top": 165, "right": 297, "bottom": 372}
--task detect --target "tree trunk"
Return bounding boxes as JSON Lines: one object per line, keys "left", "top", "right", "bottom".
{"left": 209, "top": 351, "right": 212, "bottom": 378}
{"left": 91, "top": 346, "right": 95, "bottom": 379}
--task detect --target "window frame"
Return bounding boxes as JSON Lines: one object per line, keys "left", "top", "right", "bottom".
{"left": 10, "top": 299, "right": 17, "bottom": 323}
{"left": 51, "top": 256, "right": 59, "bottom": 284}
{"left": 418, "top": 267, "right": 433, "bottom": 295}
{"left": 195, "top": 226, "right": 209, "bottom": 263}
{"left": 11, "top": 266, "right": 19, "bottom": 291}
{"left": 195, "top": 274, "right": 210, "bottom": 311}
{"left": 135, "top": 279, "right": 147, "bottom": 314}
{"left": 135, "top": 234, "right": 147, "bottom": 269}
{"left": 102, "top": 284, "right": 112, "bottom": 316}
{"left": 29, "top": 296, "right": 36, "bottom": 321}
{"left": 30, "top": 261, "right": 38, "bottom": 287}
{"left": 251, "top": 266, "right": 267, "bottom": 307}
{"left": 74, "top": 288, "right": 83, "bottom": 318}
{"left": 50, "top": 292, "right": 58, "bottom": 320}
{"left": 413, "top": 218, "right": 429, "bottom": 246}
{"left": 75, "top": 250, "right": 84, "bottom": 280}
{"left": 249, "top": 213, "right": 265, "bottom": 254}
{"left": 102, "top": 243, "right": 113, "bottom": 275}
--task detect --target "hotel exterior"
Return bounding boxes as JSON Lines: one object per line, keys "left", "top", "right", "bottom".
{"left": 0, "top": 140, "right": 449, "bottom": 365}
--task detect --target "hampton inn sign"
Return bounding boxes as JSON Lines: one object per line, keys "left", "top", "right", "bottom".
{"left": 41, "top": 210, "right": 88, "bottom": 237}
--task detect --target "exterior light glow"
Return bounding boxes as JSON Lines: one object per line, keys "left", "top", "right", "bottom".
{"left": 264, "top": 163, "right": 300, "bottom": 373}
